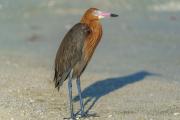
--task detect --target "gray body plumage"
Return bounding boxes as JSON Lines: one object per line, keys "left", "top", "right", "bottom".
{"left": 54, "top": 23, "right": 90, "bottom": 90}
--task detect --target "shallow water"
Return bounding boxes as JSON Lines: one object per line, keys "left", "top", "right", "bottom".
{"left": 0, "top": 0, "right": 180, "bottom": 82}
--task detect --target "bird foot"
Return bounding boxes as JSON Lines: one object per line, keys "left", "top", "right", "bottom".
{"left": 64, "top": 112, "right": 99, "bottom": 120}
{"left": 76, "top": 112, "right": 99, "bottom": 118}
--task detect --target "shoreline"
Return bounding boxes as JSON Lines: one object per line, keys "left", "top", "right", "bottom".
{"left": 0, "top": 54, "right": 179, "bottom": 120}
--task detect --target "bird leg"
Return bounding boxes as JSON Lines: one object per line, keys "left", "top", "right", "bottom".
{"left": 67, "top": 70, "right": 75, "bottom": 119}
{"left": 76, "top": 77, "right": 86, "bottom": 117}
{"left": 76, "top": 77, "right": 100, "bottom": 118}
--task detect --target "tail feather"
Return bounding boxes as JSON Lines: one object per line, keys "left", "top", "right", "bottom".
{"left": 54, "top": 69, "right": 71, "bottom": 91}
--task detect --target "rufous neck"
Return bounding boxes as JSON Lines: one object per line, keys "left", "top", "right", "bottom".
{"left": 80, "top": 18, "right": 90, "bottom": 25}
{"left": 80, "top": 17, "right": 100, "bottom": 26}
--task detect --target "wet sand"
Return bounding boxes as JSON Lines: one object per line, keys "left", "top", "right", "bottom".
{"left": 0, "top": 54, "right": 180, "bottom": 120}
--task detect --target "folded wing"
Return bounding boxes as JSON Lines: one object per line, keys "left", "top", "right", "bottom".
{"left": 54, "top": 23, "right": 90, "bottom": 90}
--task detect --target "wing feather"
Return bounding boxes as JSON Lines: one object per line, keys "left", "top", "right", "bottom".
{"left": 54, "top": 23, "right": 90, "bottom": 90}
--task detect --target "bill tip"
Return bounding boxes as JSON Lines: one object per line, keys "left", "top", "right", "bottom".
{"left": 110, "top": 13, "right": 118, "bottom": 17}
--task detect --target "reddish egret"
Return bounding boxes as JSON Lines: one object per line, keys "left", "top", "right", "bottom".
{"left": 54, "top": 8, "right": 118, "bottom": 119}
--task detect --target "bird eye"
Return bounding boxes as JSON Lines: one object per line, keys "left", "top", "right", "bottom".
{"left": 93, "top": 10, "right": 101, "bottom": 16}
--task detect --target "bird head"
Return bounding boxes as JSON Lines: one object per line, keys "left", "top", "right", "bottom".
{"left": 81, "top": 8, "right": 118, "bottom": 23}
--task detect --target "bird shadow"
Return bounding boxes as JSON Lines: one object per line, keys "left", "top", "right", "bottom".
{"left": 73, "top": 70, "right": 160, "bottom": 114}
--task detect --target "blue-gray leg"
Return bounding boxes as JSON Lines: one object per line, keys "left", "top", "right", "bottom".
{"left": 76, "top": 77, "right": 85, "bottom": 116}
{"left": 67, "top": 70, "right": 75, "bottom": 119}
